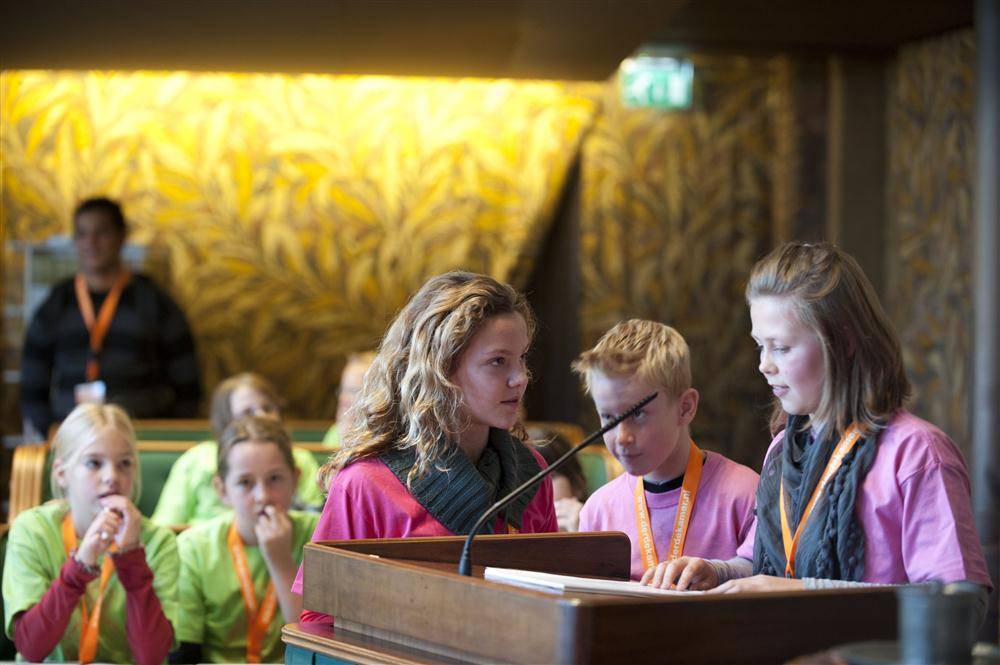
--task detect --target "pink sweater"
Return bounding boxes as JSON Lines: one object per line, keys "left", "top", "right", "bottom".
{"left": 579, "top": 450, "right": 758, "bottom": 580}
{"left": 292, "top": 451, "right": 558, "bottom": 598}
{"left": 737, "top": 410, "right": 992, "bottom": 588}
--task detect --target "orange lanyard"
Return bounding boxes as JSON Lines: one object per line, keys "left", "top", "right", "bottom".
{"left": 226, "top": 522, "right": 278, "bottom": 663}
{"left": 779, "top": 423, "right": 862, "bottom": 577}
{"left": 60, "top": 512, "right": 115, "bottom": 664}
{"left": 634, "top": 441, "right": 703, "bottom": 570}
{"left": 74, "top": 271, "right": 131, "bottom": 381}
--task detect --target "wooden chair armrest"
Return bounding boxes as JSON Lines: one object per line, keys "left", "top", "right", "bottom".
{"left": 9, "top": 443, "right": 51, "bottom": 522}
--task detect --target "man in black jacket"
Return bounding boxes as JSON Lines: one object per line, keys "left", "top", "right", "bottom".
{"left": 21, "top": 197, "right": 202, "bottom": 438}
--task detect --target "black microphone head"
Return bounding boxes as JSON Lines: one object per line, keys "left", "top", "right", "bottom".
{"left": 625, "top": 392, "right": 657, "bottom": 417}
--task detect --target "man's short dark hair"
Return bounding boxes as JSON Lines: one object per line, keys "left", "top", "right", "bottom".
{"left": 74, "top": 197, "right": 126, "bottom": 235}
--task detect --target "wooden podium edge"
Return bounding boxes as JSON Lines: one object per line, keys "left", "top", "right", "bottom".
{"left": 283, "top": 622, "right": 467, "bottom": 665}
{"left": 299, "top": 534, "right": 899, "bottom": 664}
{"left": 302, "top": 537, "right": 595, "bottom": 663}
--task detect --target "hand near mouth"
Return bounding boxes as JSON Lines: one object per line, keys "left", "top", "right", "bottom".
{"left": 99, "top": 494, "right": 142, "bottom": 551}
{"left": 76, "top": 506, "right": 123, "bottom": 566}
{"left": 254, "top": 505, "right": 293, "bottom": 567}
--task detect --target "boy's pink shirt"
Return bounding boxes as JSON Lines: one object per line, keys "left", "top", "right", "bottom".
{"left": 292, "top": 449, "right": 558, "bottom": 594}
{"left": 578, "top": 450, "right": 759, "bottom": 580}
{"left": 736, "top": 410, "right": 993, "bottom": 589}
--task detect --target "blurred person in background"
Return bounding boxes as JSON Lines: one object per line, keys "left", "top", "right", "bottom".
{"left": 21, "top": 197, "right": 201, "bottom": 439}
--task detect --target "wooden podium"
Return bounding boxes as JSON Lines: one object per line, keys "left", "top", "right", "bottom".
{"left": 283, "top": 533, "right": 897, "bottom": 664}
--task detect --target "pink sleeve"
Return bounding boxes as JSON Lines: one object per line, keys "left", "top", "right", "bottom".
{"left": 577, "top": 499, "right": 595, "bottom": 533}
{"left": 521, "top": 449, "right": 557, "bottom": 533}
{"left": 899, "top": 462, "right": 992, "bottom": 590}
{"left": 13, "top": 557, "right": 96, "bottom": 661}
{"left": 114, "top": 547, "right": 174, "bottom": 665}
{"left": 291, "top": 479, "right": 367, "bottom": 595}
{"left": 735, "top": 483, "right": 757, "bottom": 550}
{"left": 298, "top": 609, "right": 333, "bottom": 626}
{"left": 735, "top": 513, "right": 756, "bottom": 560}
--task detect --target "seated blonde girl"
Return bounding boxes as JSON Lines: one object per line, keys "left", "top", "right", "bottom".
{"left": 2, "top": 403, "right": 177, "bottom": 664}
{"left": 152, "top": 372, "right": 322, "bottom": 525}
{"left": 173, "top": 416, "right": 319, "bottom": 663}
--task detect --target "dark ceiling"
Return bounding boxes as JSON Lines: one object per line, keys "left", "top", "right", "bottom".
{"left": 0, "top": 0, "right": 974, "bottom": 80}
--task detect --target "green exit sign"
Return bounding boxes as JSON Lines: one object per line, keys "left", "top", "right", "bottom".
{"left": 620, "top": 56, "right": 694, "bottom": 110}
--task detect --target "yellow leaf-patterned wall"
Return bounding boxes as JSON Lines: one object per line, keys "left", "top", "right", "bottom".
{"left": 2, "top": 71, "right": 598, "bottom": 417}
{"left": 886, "top": 30, "right": 976, "bottom": 459}
{"left": 578, "top": 58, "right": 785, "bottom": 464}
{"left": 0, "top": 43, "right": 977, "bottom": 476}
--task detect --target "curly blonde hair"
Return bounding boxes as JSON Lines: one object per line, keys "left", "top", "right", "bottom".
{"left": 318, "top": 271, "right": 536, "bottom": 489}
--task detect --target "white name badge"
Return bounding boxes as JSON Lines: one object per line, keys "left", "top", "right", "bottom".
{"left": 74, "top": 380, "right": 107, "bottom": 405}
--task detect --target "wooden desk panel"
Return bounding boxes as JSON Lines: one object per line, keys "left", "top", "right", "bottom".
{"left": 296, "top": 535, "right": 898, "bottom": 664}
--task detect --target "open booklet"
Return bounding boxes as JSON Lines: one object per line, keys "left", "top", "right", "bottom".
{"left": 484, "top": 567, "right": 704, "bottom": 598}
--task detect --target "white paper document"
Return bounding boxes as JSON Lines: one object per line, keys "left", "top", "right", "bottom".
{"left": 484, "top": 567, "right": 704, "bottom": 598}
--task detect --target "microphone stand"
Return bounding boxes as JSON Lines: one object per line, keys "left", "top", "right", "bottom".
{"left": 457, "top": 392, "right": 657, "bottom": 576}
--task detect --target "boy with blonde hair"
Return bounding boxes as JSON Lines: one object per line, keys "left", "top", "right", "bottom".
{"left": 573, "top": 319, "right": 758, "bottom": 584}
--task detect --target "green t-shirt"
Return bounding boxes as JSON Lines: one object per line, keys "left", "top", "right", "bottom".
{"left": 151, "top": 441, "right": 323, "bottom": 526}
{"left": 321, "top": 424, "right": 340, "bottom": 449}
{"left": 2, "top": 500, "right": 178, "bottom": 663}
{"left": 175, "top": 510, "right": 320, "bottom": 663}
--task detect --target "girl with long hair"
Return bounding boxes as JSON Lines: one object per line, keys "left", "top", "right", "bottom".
{"left": 3, "top": 403, "right": 176, "bottom": 663}
{"left": 643, "top": 242, "right": 990, "bottom": 615}
{"left": 292, "top": 271, "right": 557, "bottom": 622}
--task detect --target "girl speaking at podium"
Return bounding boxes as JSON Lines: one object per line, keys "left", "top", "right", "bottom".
{"left": 291, "top": 272, "right": 558, "bottom": 623}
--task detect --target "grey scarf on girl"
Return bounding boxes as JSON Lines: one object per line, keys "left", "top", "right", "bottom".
{"left": 752, "top": 414, "right": 878, "bottom": 580}
{"left": 380, "top": 427, "right": 541, "bottom": 536}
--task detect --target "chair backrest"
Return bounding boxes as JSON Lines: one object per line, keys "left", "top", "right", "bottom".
{"left": 8, "top": 439, "right": 328, "bottom": 523}
{"left": 525, "top": 420, "right": 624, "bottom": 496}
{"left": 296, "top": 442, "right": 335, "bottom": 469}
{"left": 131, "top": 418, "right": 333, "bottom": 442}
{"left": 130, "top": 441, "right": 201, "bottom": 515}
{"left": 9, "top": 443, "right": 50, "bottom": 522}
{"left": 8, "top": 441, "right": 198, "bottom": 522}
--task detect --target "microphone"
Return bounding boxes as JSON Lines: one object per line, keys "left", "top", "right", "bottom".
{"left": 457, "top": 392, "right": 658, "bottom": 576}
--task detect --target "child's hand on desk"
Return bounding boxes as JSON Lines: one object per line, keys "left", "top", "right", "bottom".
{"left": 710, "top": 575, "right": 805, "bottom": 593}
{"left": 640, "top": 556, "right": 718, "bottom": 590}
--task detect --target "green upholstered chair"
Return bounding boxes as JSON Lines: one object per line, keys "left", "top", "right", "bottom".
{"left": 132, "top": 419, "right": 333, "bottom": 443}
{"left": 9, "top": 442, "right": 196, "bottom": 522}
{"left": 576, "top": 445, "right": 624, "bottom": 496}
{"left": 9, "top": 439, "right": 327, "bottom": 524}
{"left": 526, "top": 421, "right": 624, "bottom": 496}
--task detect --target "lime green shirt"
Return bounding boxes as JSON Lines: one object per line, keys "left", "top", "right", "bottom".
{"left": 151, "top": 441, "right": 323, "bottom": 526}
{"left": 2, "top": 500, "right": 178, "bottom": 663}
{"left": 176, "top": 510, "right": 320, "bottom": 663}
{"left": 321, "top": 424, "right": 340, "bottom": 449}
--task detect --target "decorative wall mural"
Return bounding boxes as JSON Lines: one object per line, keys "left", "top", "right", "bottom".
{"left": 2, "top": 71, "right": 598, "bottom": 417}
{"left": 578, "top": 57, "right": 785, "bottom": 466}
{"left": 886, "top": 29, "right": 976, "bottom": 459}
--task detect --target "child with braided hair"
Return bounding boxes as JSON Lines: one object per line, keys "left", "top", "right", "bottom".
{"left": 643, "top": 242, "right": 991, "bottom": 617}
